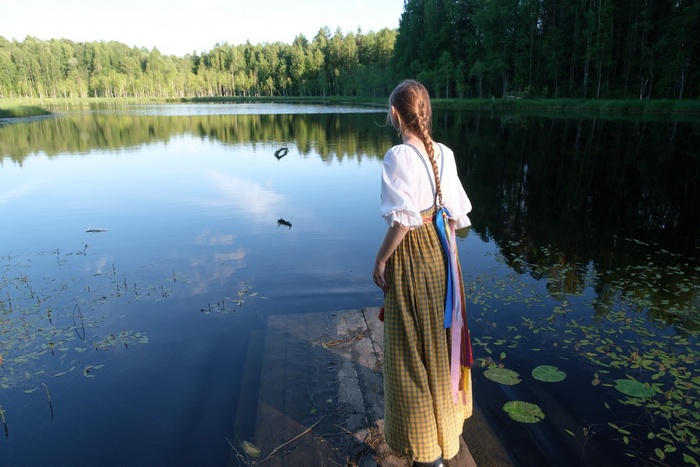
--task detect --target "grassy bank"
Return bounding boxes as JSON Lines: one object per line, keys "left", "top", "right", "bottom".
{"left": 0, "top": 105, "right": 51, "bottom": 118}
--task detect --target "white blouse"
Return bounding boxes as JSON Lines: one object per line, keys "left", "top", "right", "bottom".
{"left": 380, "top": 143, "right": 472, "bottom": 229}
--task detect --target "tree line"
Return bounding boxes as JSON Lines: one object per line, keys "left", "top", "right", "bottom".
{"left": 0, "top": 27, "right": 397, "bottom": 100}
{"left": 1, "top": 0, "right": 698, "bottom": 101}
{"left": 395, "top": 0, "right": 699, "bottom": 100}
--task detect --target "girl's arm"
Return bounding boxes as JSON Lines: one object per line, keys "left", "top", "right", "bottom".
{"left": 373, "top": 223, "right": 410, "bottom": 291}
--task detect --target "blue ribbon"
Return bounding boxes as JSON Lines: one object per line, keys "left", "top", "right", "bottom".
{"left": 434, "top": 206, "right": 453, "bottom": 329}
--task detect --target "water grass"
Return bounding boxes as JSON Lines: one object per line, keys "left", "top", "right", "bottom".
{"left": 0, "top": 246, "right": 159, "bottom": 408}
{"left": 0, "top": 106, "right": 51, "bottom": 118}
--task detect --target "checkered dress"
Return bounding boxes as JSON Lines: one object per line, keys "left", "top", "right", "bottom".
{"left": 383, "top": 206, "right": 472, "bottom": 463}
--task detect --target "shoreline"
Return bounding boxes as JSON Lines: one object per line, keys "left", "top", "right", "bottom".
{"left": 2, "top": 96, "right": 700, "bottom": 119}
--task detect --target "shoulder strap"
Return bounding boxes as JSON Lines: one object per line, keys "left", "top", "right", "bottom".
{"left": 405, "top": 143, "right": 444, "bottom": 205}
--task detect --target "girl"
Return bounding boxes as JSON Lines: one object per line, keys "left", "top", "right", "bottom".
{"left": 373, "top": 80, "right": 473, "bottom": 467}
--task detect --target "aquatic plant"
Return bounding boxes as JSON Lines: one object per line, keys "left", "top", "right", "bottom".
{"left": 467, "top": 237, "right": 700, "bottom": 464}
{"left": 531, "top": 365, "right": 566, "bottom": 383}
{"left": 200, "top": 281, "right": 259, "bottom": 314}
{"left": 503, "top": 401, "right": 545, "bottom": 423}
{"left": 483, "top": 367, "right": 522, "bottom": 386}
{"left": 0, "top": 245, "right": 177, "bottom": 417}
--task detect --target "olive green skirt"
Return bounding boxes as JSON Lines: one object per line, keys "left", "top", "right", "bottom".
{"left": 383, "top": 207, "right": 471, "bottom": 462}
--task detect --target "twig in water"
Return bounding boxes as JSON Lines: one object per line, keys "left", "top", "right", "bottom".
{"left": 0, "top": 405, "right": 7, "bottom": 438}
{"left": 120, "top": 330, "right": 129, "bottom": 348}
{"left": 43, "top": 383, "right": 54, "bottom": 421}
{"left": 259, "top": 415, "right": 327, "bottom": 463}
{"left": 225, "top": 435, "right": 251, "bottom": 466}
{"left": 73, "top": 304, "right": 86, "bottom": 340}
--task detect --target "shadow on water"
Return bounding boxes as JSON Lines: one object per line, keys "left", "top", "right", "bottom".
{"left": 230, "top": 309, "right": 386, "bottom": 467}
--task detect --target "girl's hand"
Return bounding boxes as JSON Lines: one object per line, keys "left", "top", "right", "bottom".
{"left": 373, "top": 260, "right": 387, "bottom": 291}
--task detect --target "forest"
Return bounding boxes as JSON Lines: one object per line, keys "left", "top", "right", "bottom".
{"left": 0, "top": 0, "right": 698, "bottom": 101}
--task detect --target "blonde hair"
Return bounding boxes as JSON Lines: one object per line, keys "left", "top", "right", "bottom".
{"left": 389, "top": 79, "right": 443, "bottom": 205}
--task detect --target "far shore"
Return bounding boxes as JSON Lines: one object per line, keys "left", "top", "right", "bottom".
{"left": 2, "top": 96, "right": 700, "bottom": 119}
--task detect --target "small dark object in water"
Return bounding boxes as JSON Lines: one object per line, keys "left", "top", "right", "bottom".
{"left": 274, "top": 147, "right": 288, "bottom": 160}
{"left": 86, "top": 228, "right": 108, "bottom": 233}
{"left": 277, "top": 218, "right": 292, "bottom": 229}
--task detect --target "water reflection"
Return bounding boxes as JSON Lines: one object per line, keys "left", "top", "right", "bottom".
{"left": 205, "top": 171, "right": 286, "bottom": 218}
{"left": 0, "top": 107, "right": 390, "bottom": 165}
{"left": 0, "top": 105, "right": 699, "bottom": 466}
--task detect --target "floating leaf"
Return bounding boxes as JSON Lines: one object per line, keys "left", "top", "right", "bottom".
{"left": 532, "top": 365, "right": 566, "bottom": 383}
{"left": 484, "top": 368, "right": 522, "bottom": 386}
{"left": 614, "top": 379, "right": 655, "bottom": 398}
{"left": 241, "top": 440, "right": 260, "bottom": 458}
{"left": 503, "top": 401, "right": 545, "bottom": 423}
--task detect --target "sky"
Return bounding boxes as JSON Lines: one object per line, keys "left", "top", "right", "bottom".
{"left": 0, "top": 0, "right": 405, "bottom": 57}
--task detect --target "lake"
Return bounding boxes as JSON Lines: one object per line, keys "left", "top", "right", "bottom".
{"left": 0, "top": 103, "right": 698, "bottom": 466}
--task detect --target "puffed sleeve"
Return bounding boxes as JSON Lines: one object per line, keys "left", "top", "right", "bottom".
{"left": 441, "top": 145, "right": 472, "bottom": 229}
{"left": 380, "top": 147, "right": 424, "bottom": 228}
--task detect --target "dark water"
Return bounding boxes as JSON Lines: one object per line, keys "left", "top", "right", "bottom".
{"left": 0, "top": 104, "right": 698, "bottom": 466}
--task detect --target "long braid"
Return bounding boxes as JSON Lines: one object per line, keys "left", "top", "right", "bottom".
{"left": 416, "top": 117, "right": 443, "bottom": 207}
{"left": 390, "top": 80, "right": 443, "bottom": 206}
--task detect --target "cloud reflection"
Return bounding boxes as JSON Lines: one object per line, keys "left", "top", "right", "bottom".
{"left": 193, "top": 231, "right": 235, "bottom": 246}
{"left": 189, "top": 247, "right": 246, "bottom": 296}
{"left": 0, "top": 181, "right": 41, "bottom": 205}
{"left": 189, "top": 226, "right": 247, "bottom": 296}
{"left": 205, "top": 171, "right": 285, "bottom": 218}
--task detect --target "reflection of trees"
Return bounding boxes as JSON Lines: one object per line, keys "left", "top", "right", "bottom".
{"left": 440, "top": 111, "right": 700, "bottom": 324}
{"left": 0, "top": 111, "right": 393, "bottom": 165}
{"left": 2, "top": 109, "right": 698, "bottom": 324}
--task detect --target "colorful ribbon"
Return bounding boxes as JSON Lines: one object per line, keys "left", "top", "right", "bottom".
{"left": 434, "top": 206, "right": 473, "bottom": 403}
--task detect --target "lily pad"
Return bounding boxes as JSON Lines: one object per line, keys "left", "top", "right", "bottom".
{"left": 484, "top": 368, "right": 522, "bottom": 386}
{"left": 532, "top": 365, "right": 566, "bottom": 383}
{"left": 614, "top": 379, "right": 655, "bottom": 398}
{"left": 241, "top": 440, "right": 261, "bottom": 458}
{"left": 503, "top": 401, "right": 545, "bottom": 423}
